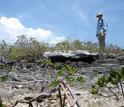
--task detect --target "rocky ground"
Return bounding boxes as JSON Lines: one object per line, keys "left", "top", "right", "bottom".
{"left": 0, "top": 52, "right": 124, "bottom": 107}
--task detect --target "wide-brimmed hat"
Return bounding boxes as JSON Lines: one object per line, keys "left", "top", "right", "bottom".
{"left": 96, "top": 13, "right": 103, "bottom": 17}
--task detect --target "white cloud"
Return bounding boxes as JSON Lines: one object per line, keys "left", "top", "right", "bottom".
{"left": 0, "top": 16, "right": 66, "bottom": 44}
{"left": 50, "top": 36, "right": 66, "bottom": 44}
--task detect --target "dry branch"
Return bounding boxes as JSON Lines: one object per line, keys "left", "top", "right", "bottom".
{"left": 62, "top": 79, "right": 81, "bottom": 107}
{"left": 11, "top": 85, "right": 60, "bottom": 107}
{"left": 11, "top": 79, "right": 81, "bottom": 107}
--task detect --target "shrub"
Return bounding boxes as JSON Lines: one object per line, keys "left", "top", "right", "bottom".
{"left": 106, "top": 44, "right": 123, "bottom": 55}
{"left": 41, "top": 59, "right": 86, "bottom": 87}
{"left": 0, "top": 35, "right": 124, "bottom": 61}
{"left": 92, "top": 67, "right": 124, "bottom": 103}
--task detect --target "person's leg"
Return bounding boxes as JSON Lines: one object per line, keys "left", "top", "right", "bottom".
{"left": 98, "top": 33, "right": 105, "bottom": 60}
{"left": 101, "top": 35, "right": 105, "bottom": 54}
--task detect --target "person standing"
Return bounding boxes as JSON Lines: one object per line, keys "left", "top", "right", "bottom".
{"left": 96, "top": 12, "right": 108, "bottom": 60}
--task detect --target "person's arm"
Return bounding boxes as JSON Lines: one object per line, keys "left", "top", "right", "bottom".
{"left": 103, "top": 19, "right": 107, "bottom": 35}
{"left": 96, "top": 22, "right": 99, "bottom": 37}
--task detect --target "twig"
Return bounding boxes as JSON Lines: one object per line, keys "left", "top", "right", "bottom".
{"left": 60, "top": 83, "right": 73, "bottom": 106}
{"left": 26, "top": 76, "right": 48, "bottom": 83}
{"left": 98, "top": 93, "right": 117, "bottom": 98}
{"left": 63, "top": 94, "right": 66, "bottom": 107}
{"left": 105, "top": 84, "right": 119, "bottom": 99}
{"left": 58, "top": 88, "right": 63, "bottom": 107}
{"left": 29, "top": 103, "right": 33, "bottom": 107}
{"left": 11, "top": 79, "right": 80, "bottom": 107}
{"left": 117, "top": 83, "right": 121, "bottom": 93}
{"left": 105, "top": 84, "right": 124, "bottom": 104}
{"left": 62, "top": 79, "right": 81, "bottom": 107}
{"left": 11, "top": 85, "right": 60, "bottom": 107}
{"left": 120, "top": 81, "right": 124, "bottom": 99}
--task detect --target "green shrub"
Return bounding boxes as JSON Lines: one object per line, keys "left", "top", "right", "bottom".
{"left": 83, "top": 41, "right": 99, "bottom": 52}
{"left": 48, "top": 61, "right": 85, "bottom": 87}
{"left": 0, "top": 64, "right": 16, "bottom": 82}
{"left": 92, "top": 67, "right": 124, "bottom": 102}
{"left": 106, "top": 44, "right": 123, "bottom": 55}
{"left": 2, "top": 35, "right": 50, "bottom": 61}
{"left": 0, "top": 35, "right": 124, "bottom": 61}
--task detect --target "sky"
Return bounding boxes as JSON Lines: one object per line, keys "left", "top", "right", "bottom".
{"left": 0, "top": 0, "right": 124, "bottom": 48}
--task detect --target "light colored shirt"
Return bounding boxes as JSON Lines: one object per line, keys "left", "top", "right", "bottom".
{"left": 96, "top": 18, "right": 107, "bottom": 34}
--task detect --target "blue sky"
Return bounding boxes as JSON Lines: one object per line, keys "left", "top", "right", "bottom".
{"left": 0, "top": 0, "right": 124, "bottom": 48}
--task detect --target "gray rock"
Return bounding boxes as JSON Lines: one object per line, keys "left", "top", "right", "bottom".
{"left": 106, "top": 54, "right": 118, "bottom": 59}
{"left": 0, "top": 90, "right": 18, "bottom": 97}
{"left": 43, "top": 50, "right": 99, "bottom": 63}
{"left": 116, "top": 56, "right": 124, "bottom": 61}
{"left": 8, "top": 71, "right": 23, "bottom": 82}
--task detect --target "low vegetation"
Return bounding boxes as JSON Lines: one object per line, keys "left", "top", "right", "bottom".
{"left": 40, "top": 58, "right": 85, "bottom": 87}
{"left": 0, "top": 35, "right": 123, "bottom": 62}
{"left": 92, "top": 67, "right": 124, "bottom": 103}
{"left": 0, "top": 63, "right": 16, "bottom": 82}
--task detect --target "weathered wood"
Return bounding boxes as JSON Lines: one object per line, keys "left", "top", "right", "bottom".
{"left": 12, "top": 85, "right": 60, "bottom": 107}
{"left": 58, "top": 88, "right": 63, "bottom": 107}
{"left": 60, "top": 83, "right": 73, "bottom": 106}
{"left": 62, "top": 79, "right": 81, "bottom": 107}
{"left": 11, "top": 79, "right": 81, "bottom": 107}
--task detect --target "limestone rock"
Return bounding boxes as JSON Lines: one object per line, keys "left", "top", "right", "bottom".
{"left": 43, "top": 50, "right": 99, "bottom": 63}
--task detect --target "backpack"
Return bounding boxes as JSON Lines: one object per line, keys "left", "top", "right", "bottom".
{"left": 98, "top": 18, "right": 108, "bottom": 28}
